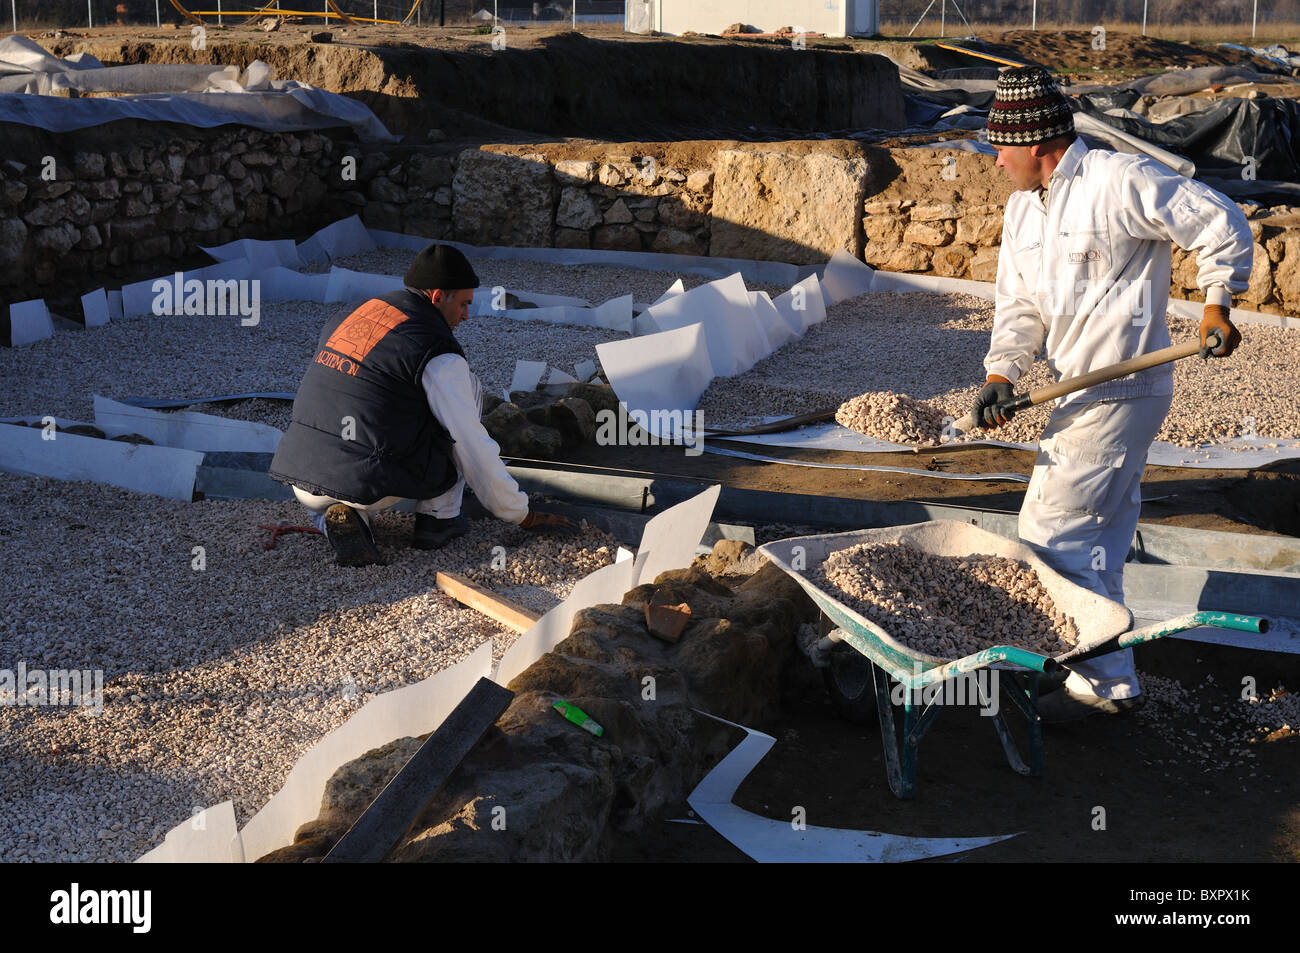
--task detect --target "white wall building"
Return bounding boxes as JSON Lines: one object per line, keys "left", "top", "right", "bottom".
{"left": 625, "top": 0, "right": 880, "bottom": 39}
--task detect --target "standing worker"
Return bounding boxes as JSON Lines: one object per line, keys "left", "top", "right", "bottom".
{"left": 270, "top": 243, "right": 573, "bottom": 567}
{"left": 973, "top": 67, "right": 1252, "bottom": 721}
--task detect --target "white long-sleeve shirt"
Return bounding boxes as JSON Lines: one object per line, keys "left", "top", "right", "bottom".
{"left": 421, "top": 353, "right": 529, "bottom": 523}
{"left": 986, "top": 137, "right": 1253, "bottom": 407}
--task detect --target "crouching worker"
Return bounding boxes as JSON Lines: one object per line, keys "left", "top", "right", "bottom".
{"left": 269, "top": 243, "right": 574, "bottom": 567}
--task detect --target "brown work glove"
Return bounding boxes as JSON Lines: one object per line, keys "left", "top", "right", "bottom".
{"left": 519, "top": 510, "right": 579, "bottom": 536}
{"left": 1199, "top": 304, "right": 1241, "bottom": 359}
{"left": 973, "top": 375, "right": 1015, "bottom": 429}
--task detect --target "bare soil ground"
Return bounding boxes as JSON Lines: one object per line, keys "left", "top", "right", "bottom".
{"left": 615, "top": 636, "right": 1300, "bottom": 863}
{"left": 563, "top": 440, "right": 1300, "bottom": 538}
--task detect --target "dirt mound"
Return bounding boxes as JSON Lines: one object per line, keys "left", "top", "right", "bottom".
{"left": 975, "top": 29, "right": 1277, "bottom": 73}
{"left": 484, "top": 137, "right": 881, "bottom": 169}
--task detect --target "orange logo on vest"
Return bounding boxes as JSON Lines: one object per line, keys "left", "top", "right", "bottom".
{"left": 315, "top": 350, "right": 358, "bottom": 376}
{"left": 324, "top": 299, "right": 410, "bottom": 364}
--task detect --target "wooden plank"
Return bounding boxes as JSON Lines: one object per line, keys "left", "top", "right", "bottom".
{"left": 436, "top": 571, "right": 542, "bottom": 633}
{"left": 322, "top": 677, "right": 514, "bottom": 864}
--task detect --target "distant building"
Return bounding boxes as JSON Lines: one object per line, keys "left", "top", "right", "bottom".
{"left": 626, "top": 0, "right": 881, "bottom": 38}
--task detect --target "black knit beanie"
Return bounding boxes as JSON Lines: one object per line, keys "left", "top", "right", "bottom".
{"left": 404, "top": 244, "right": 480, "bottom": 291}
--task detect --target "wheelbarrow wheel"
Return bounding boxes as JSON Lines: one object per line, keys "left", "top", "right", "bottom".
{"left": 822, "top": 643, "right": 878, "bottom": 724}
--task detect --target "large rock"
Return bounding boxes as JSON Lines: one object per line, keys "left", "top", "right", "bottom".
{"left": 863, "top": 241, "right": 931, "bottom": 272}
{"left": 554, "top": 159, "right": 597, "bottom": 185}
{"left": 406, "top": 153, "right": 453, "bottom": 185}
{"left": 710, "top": 149, "right": 872, "bottom": 264}
{"left": 932, "top": 244, "right": 972, "bottom": 278}
{"left": 499, "top": 423, "right": 563, "bottom": 459}
{"left": 0, "top": 217, "right": 27, "bottom": 270}
{"left": 34, "top": 222, "right": 80, "bottom": 256}
{"left": 955, "top": 205, "right": 1003, "bottom": 246}
{"left": 970, "top": 246, "right": 1001, "bottom": 282}
{"left": 603, "top": 198, "right": 633, "bottom": 224}
{"left": 452, "top": 151, "right": 554, "bottom": 247}
{"left": 902, "top": 219, "right": 954, "bottom": 247}
{"left": 1274, "top": 236, "right": 1300, "bottom": 314}
{"left": 1240, "top": 241, "right": 1274, "bottom": 306}
{"left": 592, "top": 224, "right": 641, "bottom": 251}
{"left": 862, "top": 212, "right": 906, "bottom": 245}
{"left": 550, "top": 397, "right": 596, "bottom": 447}
{"left": 255, "top": 735, "right": 424, "bottom": 862}
{"left": 566, "top": 382, "right": 620, "bottom": 416}
{"left": 554, "top": 227, "right": 591, "bottom": 249}
{"left": 482, "top": 401, "right": 526, "bottom": 438}
{"left": 650, "top": 228, "right": 706, "bottom": 255}
{"left": 260, "top": 564, "right": 816, "bottom": 862}
{"left": 656, "top": 195, "right": 705, "bottom": 229}
{"left": 910, "top": 202, "right": 959, "bottom": 222}
{"left": 685, "top": 170, "right": 714, "bottom": 193}
{"left": 555, "top": 187, "right": 601, "bottom": 230}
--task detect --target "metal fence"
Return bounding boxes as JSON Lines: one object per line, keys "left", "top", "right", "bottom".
{"left": 879, "top": 0, "right": 1300, "bottom": 38}
{"left": 3, "top": 0, "right": 622, "bottom": 30}
{"left": 8, "top": 1, "right": 1298, "bottom": 37}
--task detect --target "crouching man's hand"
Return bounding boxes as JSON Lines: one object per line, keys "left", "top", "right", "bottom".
{"left": 973, "top": 375, "right": 1016, "bottom": 429}
{"left": 519, "top": 510, "right": 579, "bottom": 535}
{"left": 1200, "top": 304, "right": 1242, "bottom": 359}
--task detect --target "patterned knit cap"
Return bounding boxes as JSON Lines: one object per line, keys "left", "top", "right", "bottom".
{"left": 986, "top": 66, "right": 1074, "bottom": 147}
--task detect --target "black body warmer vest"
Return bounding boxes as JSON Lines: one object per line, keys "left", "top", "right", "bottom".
{"left": 269, "top": 289, "right": 465, "bottom": 504}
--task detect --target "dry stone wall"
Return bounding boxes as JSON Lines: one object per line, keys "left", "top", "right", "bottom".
{"left": 5, "top": 131, "right": 1298, "bottom": 320}
{"left": 861, "top": 147, "right": 1300, "bottom": 316}
{"left": 0, "top": 122, "right": 458, "bottom": 309}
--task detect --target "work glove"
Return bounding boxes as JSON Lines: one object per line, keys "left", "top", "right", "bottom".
{"left": 973, "top": 376, "right": 1016, "bottom": 429}
{"left": 1199, "top": 304, "right": 1241, "bottom": 359}
{"left": 519, "top": 510, "right": 579, "bottom": 536}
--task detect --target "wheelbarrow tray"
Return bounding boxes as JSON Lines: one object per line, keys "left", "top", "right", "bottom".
{"left": 758, "top": 520, "right": 1133, "bottom": 683}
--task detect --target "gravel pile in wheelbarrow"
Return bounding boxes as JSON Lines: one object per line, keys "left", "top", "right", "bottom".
{"left": 818, "top": 542, "right": 1081, "bottom": 659}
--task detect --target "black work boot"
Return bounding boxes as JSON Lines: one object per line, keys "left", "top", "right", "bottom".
{"left": 1038, "top": 688, "right": 1145, "bottom": 724}
{"left": 324, "top": 504, "right": 384, "bottom": 567}
{"left": 412, "top": 513, "right": 468, "bottom": 550}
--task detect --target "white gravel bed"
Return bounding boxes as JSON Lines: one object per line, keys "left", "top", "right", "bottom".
{"left": 0, "top": 302, "right": 622, "bottom": 432}
{"left": 698, "top": 291, "right": 1300, "bottom": 450}
{"left": 696, "top": 291, "right": 1000, "bottom": 425}
{"left": 0, "top": 474, "right": 616, "bottom": 862}
{"left": 332, "top": 249, "right": 789, "bottom": 304}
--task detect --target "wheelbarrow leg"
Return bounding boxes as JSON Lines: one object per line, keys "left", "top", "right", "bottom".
{"left": 871, "top": 663, "right": 916, "bottom": 799}
{"left": 982, "top": 671, "right": 1043, "bottom": 777}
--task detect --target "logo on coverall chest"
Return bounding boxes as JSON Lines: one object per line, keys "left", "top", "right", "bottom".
{"left": 1067, "top": 249, "right": 1103, "bottom": 264}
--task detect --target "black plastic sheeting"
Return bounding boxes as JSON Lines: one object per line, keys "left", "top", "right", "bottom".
{"left": 1076, "top": 94, "right": 1300, "bottom": 182}
{"left": 903, "top": 88, "right": 995, "bottom": 126}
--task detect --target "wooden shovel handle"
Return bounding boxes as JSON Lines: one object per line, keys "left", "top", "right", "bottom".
{"left": 1021, "top": 338, "right": 1202, "bottom": 405}
{"left": 949, "top": 334, "right": 1215, "bottom": 436}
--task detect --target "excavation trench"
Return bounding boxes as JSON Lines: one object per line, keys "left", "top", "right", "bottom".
{"left": 41, "top": 33, "right": 906, "bottom": 141}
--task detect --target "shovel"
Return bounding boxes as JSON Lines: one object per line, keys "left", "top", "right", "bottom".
{"left": 944, "top": 330, "right": 1223, "bottom": 440}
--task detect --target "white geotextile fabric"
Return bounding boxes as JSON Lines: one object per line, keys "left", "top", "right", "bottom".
{"left": 0, "top": 35, "right": 394, "bottom": 141}
{"left": 139, "top": 486, "right": 722, "bottom": 863}
{"left": 44, "top": 218, "right": 1293, "bottom": 469}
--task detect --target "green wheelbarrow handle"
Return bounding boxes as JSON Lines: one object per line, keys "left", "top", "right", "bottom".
{"left": 1117, "top": 611, "right": 1270, "bottom": 648}
{"left": 1063, "top": 611, "right": 1270, "bottom": 669}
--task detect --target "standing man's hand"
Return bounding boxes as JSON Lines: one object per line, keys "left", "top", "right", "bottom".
{"left": 1199, "top": 304, "right": 1241, "bottom": 359}
{"left": 973, "top": 376, "right": 1016, "bottom": 429}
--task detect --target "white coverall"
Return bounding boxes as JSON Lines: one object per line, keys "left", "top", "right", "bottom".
{"left": 988, "top": 137, "right": 1252, "bottom": 699}
{"left": 294, "top": 353, "right": 530, "bottom": 531}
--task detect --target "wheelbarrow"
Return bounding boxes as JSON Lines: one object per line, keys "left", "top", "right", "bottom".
{"left": 758, "top": 520, "right": 1269, "bottom": 799}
